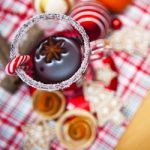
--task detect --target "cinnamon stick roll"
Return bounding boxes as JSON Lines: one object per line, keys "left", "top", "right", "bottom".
{"left": 32, "top": 90, "right": 66, "bottom": 120}
{"left": 56, "top": 109, "right": 97, "bottom": 150}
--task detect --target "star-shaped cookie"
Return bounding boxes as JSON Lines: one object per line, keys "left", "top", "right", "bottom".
{"left": 83, "top": 81, "right": 125, "bottom": 126}
{"left": 22, "top": 120, "right": 56, "bottom": 150}
{"left": 95, "top": 64, "right": 117, "bottom": 86}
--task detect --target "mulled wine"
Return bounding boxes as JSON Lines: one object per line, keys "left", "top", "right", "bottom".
{"left": 33, "top": 35, "right": 82, "bottom": 84}
{"left": 9, "top": 13, "right": 90, "bottom": 91}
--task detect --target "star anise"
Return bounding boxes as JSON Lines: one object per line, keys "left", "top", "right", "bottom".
{"left": 41, "top": 37, "right": 64, "bottom": 63}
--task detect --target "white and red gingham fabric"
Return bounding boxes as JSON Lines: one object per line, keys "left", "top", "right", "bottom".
{"left": 0, "top": 0, "right": 150, "bottom": 150}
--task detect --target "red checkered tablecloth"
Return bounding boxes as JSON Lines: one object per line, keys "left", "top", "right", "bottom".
{"left": 0, "top": 0, "right": 150, "bottom": 150}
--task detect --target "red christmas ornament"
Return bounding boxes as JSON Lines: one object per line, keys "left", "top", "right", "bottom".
{"left": 111, "top": 18, "right": 122, "bottom": 30}
{"left": 70, "top": 1, "right": 111, "bottom": 41}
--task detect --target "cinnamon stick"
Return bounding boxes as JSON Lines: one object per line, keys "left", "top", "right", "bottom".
{"left": 0, "top": 25, "right": 44, "bottom": 93}
{"left": 0, "top": 35, "right": 22, "bottom": 93}
{"left": 19, "top": 25, "right": 44, "bottom": 55}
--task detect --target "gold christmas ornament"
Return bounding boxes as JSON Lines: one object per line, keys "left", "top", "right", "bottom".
{"left": 33, "top": 0, "right": 73, "bottom": 14}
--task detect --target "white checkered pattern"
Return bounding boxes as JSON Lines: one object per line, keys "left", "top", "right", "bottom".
{"left": 0, "top": 0, "right": 150, "bottom": 150}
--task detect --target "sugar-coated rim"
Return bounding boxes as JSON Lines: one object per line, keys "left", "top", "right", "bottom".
{"left": 10, "top": 13, "right": 91, "bottom": 91}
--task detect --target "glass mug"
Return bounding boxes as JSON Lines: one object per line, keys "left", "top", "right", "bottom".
{"left": 9, "top": 13, "right": 110, "bottom": 91}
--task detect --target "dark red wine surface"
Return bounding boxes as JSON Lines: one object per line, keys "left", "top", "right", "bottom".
{"left": 33, "top": 36, "right": 81, "bottom": 84}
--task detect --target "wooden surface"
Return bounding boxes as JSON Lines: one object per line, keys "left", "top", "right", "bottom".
{"left": 115, "top": 91, "right": 150, "bottom": 150}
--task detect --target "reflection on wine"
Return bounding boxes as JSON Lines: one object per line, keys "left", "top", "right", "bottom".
{"left": 33, "top": 35, "right": 82, "bottom": 84}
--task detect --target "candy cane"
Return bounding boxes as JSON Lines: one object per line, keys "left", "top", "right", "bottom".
{"left": 5, "top": 55, "right": 30, "bottom": 75}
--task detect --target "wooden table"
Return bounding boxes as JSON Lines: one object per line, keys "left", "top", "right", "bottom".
{"left": 115, "top": 91, "right": 150, "bottom": 150}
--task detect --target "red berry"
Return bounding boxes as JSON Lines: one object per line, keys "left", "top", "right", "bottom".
{"left": 111, "top": 18, "right": 122, "bottom": 30}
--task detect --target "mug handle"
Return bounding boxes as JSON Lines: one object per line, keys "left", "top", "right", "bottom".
{"left": 90, "top": 39, "right": 112, "bottom": 60}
